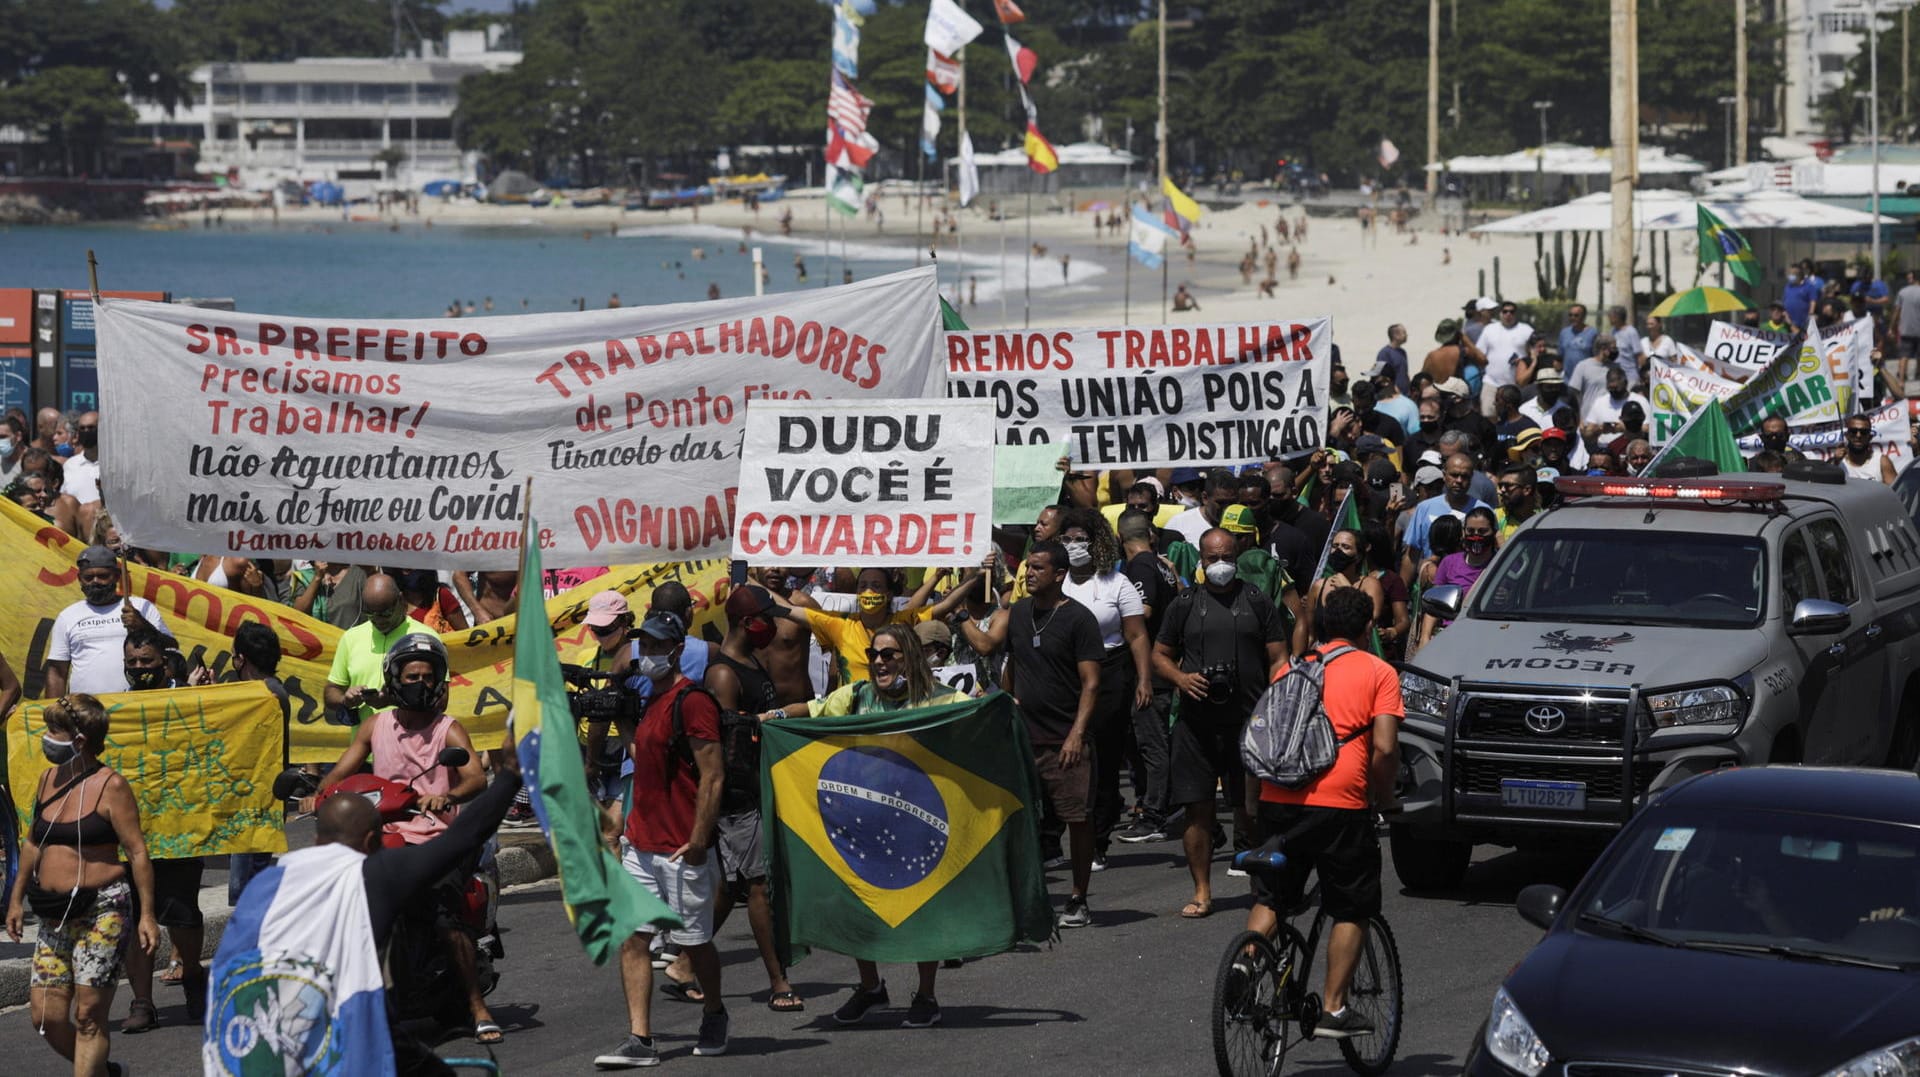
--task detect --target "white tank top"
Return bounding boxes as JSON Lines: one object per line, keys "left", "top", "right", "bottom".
{"left": 1843, "top": 448, "right": 1884, "bottom": 482}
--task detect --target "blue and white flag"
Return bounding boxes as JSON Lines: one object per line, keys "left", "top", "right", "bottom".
{"left": 1129, "top": 205, "right": 1175, "bottom": 269}
{"left": 832, "top": 1, "right": 863, "bottom": 79}
{"left": 921, "top": 84, "right": 944, "bottom": 159}
{"left": 203, "top": 844, "right": 393, "bottom": 1076}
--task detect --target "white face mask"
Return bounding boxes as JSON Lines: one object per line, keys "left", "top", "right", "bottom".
{"left": 1064, "top": 541, "right": 1092, "bottom": 567}
{"left": 1203, "top": 561, "right": 1239, "bottom": 587}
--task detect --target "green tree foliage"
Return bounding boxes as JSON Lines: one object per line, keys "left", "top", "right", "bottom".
{"left": 0, "top": 65, "right": 136, "bottom": 174}
{"left": 171, "top": 0, "right": 448, "bottom": 63}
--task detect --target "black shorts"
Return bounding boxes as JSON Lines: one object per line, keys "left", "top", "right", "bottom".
{"left": 138, "top": 858, "right": 206, "bottom": 929}
{"left": 1168, "top": 715, "right": 1245, "bottom": 808}
{"left": 1250, "top": 804, "right": 1381, "bottom": 924}
{"left": 1902, "top": 335, "right": 1920, "bottom": 359}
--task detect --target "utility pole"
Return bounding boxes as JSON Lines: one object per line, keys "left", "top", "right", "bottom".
{"left": 1871, "top": 0, "right": 1883, "bottom": 277}
{"left": 1610, "top": 0, "right": 1637, "bottom": 318}
{"left": 1427, "top": 0, "right": 1440, "bottom": 203}
{"left": 1717, "top": 95, "right": 1738, "bottom": 169}
{"left": 1735, "top": 0, "right": 1748, "bottom": 166}
{"left": 1156, "top": 0, "right": 1168, "bottom": 187}
{"left": 1532, "top": 100, "right": 1553, "bottom": 206}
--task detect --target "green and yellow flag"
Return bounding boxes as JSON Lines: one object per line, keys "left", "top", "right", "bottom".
{"left": 761, "top": 694, "right": 1053, "bottom": 965}
{"left": 511, "top": 516, "right": 680, "bottom": 964}
{"left": 1697, "top": 204, "right": 1761, "bottom": 288}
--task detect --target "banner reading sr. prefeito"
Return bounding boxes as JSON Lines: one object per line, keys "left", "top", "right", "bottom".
{"left": 945, "top": 320, "right": 1330, "bottom": 467}
{"left": 94, "top": 267, "right": 945, "bottom": 568}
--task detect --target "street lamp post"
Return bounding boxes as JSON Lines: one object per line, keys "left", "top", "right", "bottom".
{"left": 1716, "top": 95, "right": 1738, "bottom": 170}
{"left": 1870, "top": 1, "right": 1883, "bottom": 278}
{"left": 1532, "top": 99, "right": 1553, "bottom": 205}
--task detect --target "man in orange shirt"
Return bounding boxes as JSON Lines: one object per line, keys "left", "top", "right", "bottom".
{"left": 1248, "top": 587, "right": 1401, "bottom": 1039}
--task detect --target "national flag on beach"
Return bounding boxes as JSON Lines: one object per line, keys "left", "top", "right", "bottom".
{"left": 1024, "top": 122, "right": 1059, "bottom": 174}
{"left": 925, "top": 0, "right": 985, "bottom": 56}
{"left": 761, "top": 694, "right": 1052, "bottom": 965}
{"left": 1129, "top": 205, "right": 1174, "bottom": 268}
{"left": 827, "top": 165, "right": 865, "bottom": 217}
{"left": 1004, "top": 32, "right": 1038, "bottom": 84}
{"left": 994, "top": 0, "right": 1027, "bottom": 24}
{"left": 512, "top": 514, "right": 681, "bottom": 965}
{"left": 1161, "top": 176, "right": 1203, "bottom": 224}
{"left": 957, "top": 132, "right": 980, "bottom": 206}
{"left": 826, "top": 122, "right": 877, "bottom": 170}
{"left": 1696, "top": 204, "right": 1760, "bottom": 288}
{"left": 831, "top": 1, "right": 863, "bottom": 79}
{"left": 921, "top": 84, "right": 944, "bottom": 159}
{"left": 926, "top": 49, "right": 960, "bottom": 94}
{"left": 828, "top": 72, "right": 873, "bottom": 137}
{"left": 1378, "top": 138, "right": 1401, "bottom": 169}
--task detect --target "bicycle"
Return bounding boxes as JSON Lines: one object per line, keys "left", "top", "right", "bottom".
{"left": 1209, "top": 849, "right": 1403, "bottom": 1077}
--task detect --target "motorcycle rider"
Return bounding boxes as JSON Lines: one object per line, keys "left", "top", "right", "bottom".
{"left": 301, "top": 634, "right": 502, "bottom": 1043}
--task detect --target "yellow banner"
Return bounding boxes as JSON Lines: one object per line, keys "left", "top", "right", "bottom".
{"left": 8, "top": 682, "right": 288, "bottom": 858}
{"left": 0, "top": 498, "right": 733, "bottom": 763}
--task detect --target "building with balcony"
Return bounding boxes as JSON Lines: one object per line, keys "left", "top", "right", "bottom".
{"left": 1781, "top": 0, "right": 1920, "bottom": 139}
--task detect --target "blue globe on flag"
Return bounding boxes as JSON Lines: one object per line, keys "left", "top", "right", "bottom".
{"left": 817, "top": 746, "right": 950, "bottom": 890}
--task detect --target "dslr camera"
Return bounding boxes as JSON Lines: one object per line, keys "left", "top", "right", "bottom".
{"left": 1202, "top": 664, "right": 1239, "bottom": 705}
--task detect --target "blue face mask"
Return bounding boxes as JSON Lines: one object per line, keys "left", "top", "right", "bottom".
{"left": 54, "top": 442, "right": 74, "bottom": 457}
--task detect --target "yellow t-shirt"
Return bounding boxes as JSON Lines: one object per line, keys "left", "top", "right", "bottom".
{"left": 803, "top": 606, "right": 931, "bottom": 684}
{"left": 1098, "top": 501, "right": 1182, "bottom": 532}
{"left": 809, "top": 681, "right": 970, "bottom": 717}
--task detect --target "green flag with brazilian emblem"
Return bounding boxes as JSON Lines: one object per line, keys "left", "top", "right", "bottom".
{"left": 761, "top": 694, "right": 1053, "bottom": 965}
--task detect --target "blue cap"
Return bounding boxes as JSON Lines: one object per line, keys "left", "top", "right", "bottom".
{"left": 1171, "top": 467, "right": 1205, "bottom": 484}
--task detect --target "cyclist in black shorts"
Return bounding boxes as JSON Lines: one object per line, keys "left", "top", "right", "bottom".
{"left": 1247, "top": 588, "right": 1401, "bottom": 1039}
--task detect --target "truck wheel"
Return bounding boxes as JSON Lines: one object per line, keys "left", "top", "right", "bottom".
{"left": 1389, "top": 824, "right": 1472, "bottom": 892}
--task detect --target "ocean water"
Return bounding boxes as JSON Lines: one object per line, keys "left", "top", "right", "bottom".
{"left": 0, "top": 216, "right": 1103, "bottom": 319}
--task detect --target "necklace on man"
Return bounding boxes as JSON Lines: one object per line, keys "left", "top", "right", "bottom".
{"left": 1031, "top": 603, "right": 1060, "bottom": 648}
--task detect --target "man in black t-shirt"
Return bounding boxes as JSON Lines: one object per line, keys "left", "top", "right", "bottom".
{"left": 1115, "top": 513, "right": 1180, "bottom": 844}
{"left": 1000, "top": 541, "right": 1103, "bottom": 928}
{"left": 1239, "top": 471, "right": 1317, "bottom": 583}
{"left": 1152, "top": 529, "right": 1289, "bottom": 920}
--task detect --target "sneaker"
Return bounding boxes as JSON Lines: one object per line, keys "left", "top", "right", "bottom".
{"left": 1089, "top": 856, "right": 1108, "bottom": 873}
{"left": 502, "top": 803, "right": 538, "bottom": 829}
{"left": 833, "top": 982, "right": 890, "bottom": 1025}
{"left": 1042, "top": 853, "right": 1070, "bottom": 869}
{"left": 692, "top": 1009, "right": 730, "bottom": 1056}
{"left": 1115, "top": 824, "right": 1169, "bottom": 844}
{"left": 902, "top": 993, "right": 941, "bottom": 1028}
{"left": 1058, "top": 895, "right": 1092, "bottom": 928}
{"left": 1222, "top": 958, "right": 1253, "bottom": 1011}
{"left": 1313, "top": 1007, "right": 1375, "bottom": 1040}
{"left": 1227, "top": 862, "right": 1248, "bottom": 878}
{"left": 651, "top": 944, "right": 681, "bottom": 970}
{"left": 594, "top": 1034, "right": 660, "bottom": 1068}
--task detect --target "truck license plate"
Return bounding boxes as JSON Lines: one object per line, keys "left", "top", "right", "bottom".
{"left": 1500, "top": 779, "right": 1586, "bottom": 811}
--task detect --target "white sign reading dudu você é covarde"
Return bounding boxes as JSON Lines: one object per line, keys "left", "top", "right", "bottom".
{"left": 732, "top": 398, "right": 993, "bottom": 568}
{"left": 93, "top": 268, "right": 946, "bottom": 568}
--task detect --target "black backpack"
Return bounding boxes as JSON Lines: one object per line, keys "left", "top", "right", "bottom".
{"left": 665, "top": 682, "right": 761, "bottom": 809}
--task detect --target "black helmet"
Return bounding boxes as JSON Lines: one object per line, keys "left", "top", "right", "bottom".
{"left": 382, "top": 632, "right": 449, "bottom": 694}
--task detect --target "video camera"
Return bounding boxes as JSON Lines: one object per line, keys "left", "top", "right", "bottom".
{"left": 560, "top": 663, "right": 639, "bottom": 725}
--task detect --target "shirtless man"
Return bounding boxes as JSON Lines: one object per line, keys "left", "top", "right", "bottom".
{"left": 455, "top": 570, "right": 519, "bottom": 625}
{"left": 750, "top": 566, "right": 828, "bottom": 704}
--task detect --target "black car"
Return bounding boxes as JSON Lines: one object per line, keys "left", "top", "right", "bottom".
{"left": 1466, "top": 766, "right": 1920, "bottom": 1076}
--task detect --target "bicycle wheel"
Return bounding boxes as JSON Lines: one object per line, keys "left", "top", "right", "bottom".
{"left": 1211, "top": 930, "right": 1288, "bottom": 1077}
{"left": 1338, "top": 915, "right": 1404, "bottom": 1076}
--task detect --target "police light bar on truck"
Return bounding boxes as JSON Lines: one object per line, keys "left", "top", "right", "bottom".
{"left": 1553, "top": 476, "right": 1787, "bottom": 502}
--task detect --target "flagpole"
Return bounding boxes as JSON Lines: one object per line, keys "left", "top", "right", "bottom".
{"left": 1024, "top": 181, "right": 1033, "bottom": 328}
{"left": 999, "top": 202, "right": 1008, "bottom": 326}
{"left": 916, "top": 148, "right": 926, "bottom": 268}
{"left": 1161, "top": 251, "right": 1169, "bottom": 324}
{"left": 1124, "top": 235, "right": 1132, "bottom": 326}
{"left": 956, "top": 51, "right": 967, "bottom": 310}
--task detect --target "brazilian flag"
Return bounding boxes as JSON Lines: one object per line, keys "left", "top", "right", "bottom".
{"left": 1697, "top": 204, "right": 1761, "bottom": 288}
{"left": 761, "top": 694, "right": 1053, "bottom": 965}
{"left": 511, "top": 513, "right": 680, "bottom": 963}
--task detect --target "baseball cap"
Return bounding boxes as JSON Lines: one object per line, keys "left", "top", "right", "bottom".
{"left": 1534, "top": 366, "right": 1565, "bottom": 384}
{"left": 1435, "top": 376, "right": 1470, "bottom": 398}
{"left": 1220, "top": 504, "right": 1259, "bottom": 535}
{"left": 637, "top": 609, "right": 687, "bottom": 643}
{"left": 1134, "top": 475, "right": 1166, "bottom": 496}
{"left": 1540, "top": 426, "right": 1572, "bottom": 443}
{"left": 583, "top": 590, "right": 631, "bottom": 627}
{"left": 76, "top": 545, "right": 119, "bottom": 570}
{"left": 724, "top": 584, "right": 775, "bottom": 623}
{"left": 1365, "top": 458, "right": 1399, "bottom": 486}
{"left": 1475, "top": 297, "right": 1499, "bottom": 311}
{"left": 1414, "top": 465, "right": 1444, "bottom": 486}
{"left": 1353, "top": 433, "right": 1388, "bottom": 457}
{"left": 913, "top": 619, "right": 954, "bottom": 651}
{"left": 1418, "top": 449, "right": 1444, "bottom": 467}
{"left": 1170, "top": 467, "right": 1205, "bottom": 485}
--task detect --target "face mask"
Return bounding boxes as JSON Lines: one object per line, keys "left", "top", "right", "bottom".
{"left": 42, "top": 734, "right": 80, "bottom": 766}
{"left": 1761, "top": 432, "right": 1789, "bottom": 450}
{"left": 390, "top": 678, "right": 439, "bottom": 712}
{"left": 125, "top": 664, "right": 169, "bottom": 691}
{"left": 635, "top": 654, "right": 673, "bottom": 681}
{"left": 54, "top": 442, "right": 74, "bottom": 457}
{"left": 876, "top": 672, "right": 909, "bottom": 695}
{"left": 1203, "top": 561, "right": 1239, "bottom": 587}
{"left": 1420, "top": 417, "right": 1439, "bottom": 430}
{"left": 1462, "top": 534, "right": 1494, "bottom": 557}
{"left": 744, "top": 619, "right": 777, "bottom": 649}
{"left": 1064, "top": 541, "right": 1092, "bottom": 567}
{"left": 1788, "top": 272, "right": 1801, "bottom": 283}
{"left": 1176, "top": 492, "right": 1200, "bottom": 508}
{"left": 857, "top": 590, "right": 887, "bottom": 612}
{"left": 82, "top": 580, "right": 118, "bottom": 606}
{"left": 76, "top": 428, "right": 97, "bottom": 449}
{"left": 1325, "top": 549, "right": 1355, "bottom": 572}
{"left": 0, "top": 437, "right": 11, "bottom": 456}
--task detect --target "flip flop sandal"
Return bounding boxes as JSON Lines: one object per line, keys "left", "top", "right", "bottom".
{"left": 159, "top": 960, "right": 184, "bottom": 985}
{"left": 767, "top": 990, "right": 804, "bottom": 1012}
{"left": 473, "top": 1021, "right": 504, "bottom": 1044}
{"left": 1180, "top": 901, "right": 1213, "bottom": 919}
{"left": 659, "top": 980, "right": 705, "bottom": 1004}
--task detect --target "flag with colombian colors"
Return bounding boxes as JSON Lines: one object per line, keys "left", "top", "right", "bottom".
{"left": 761, "top": 694, "right": 1053, "bottom": 965}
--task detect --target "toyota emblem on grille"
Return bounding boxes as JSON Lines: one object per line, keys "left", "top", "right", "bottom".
{"left": 1523, "top": 705, "right": 1568, "bottom": 734}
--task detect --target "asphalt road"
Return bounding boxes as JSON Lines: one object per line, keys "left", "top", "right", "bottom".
{"left": 2, "top": 825, "right": 1600, "bottom": 1076}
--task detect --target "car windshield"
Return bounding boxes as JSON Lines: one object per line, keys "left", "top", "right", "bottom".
{"left": 1472, "top": 528, "right": 1765, "bottom": 628}
{"left": 1579, "top": 808, "right": 1920, "bottom": 969}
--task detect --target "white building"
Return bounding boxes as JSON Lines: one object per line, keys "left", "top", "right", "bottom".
{"left": 134, "top": 28, "right": 520, "bottom": 190}
{"left": 1781, "top": 0, "right": 1920, "bottom": 139}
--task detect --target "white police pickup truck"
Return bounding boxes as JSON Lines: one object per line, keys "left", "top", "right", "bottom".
{"left": 1390, "top": 469, "right": 1920, "bottom": 890}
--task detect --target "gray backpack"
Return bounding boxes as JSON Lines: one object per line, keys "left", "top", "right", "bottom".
{"left": 1241, "top": 645, "right": 1365, "bottom": 789}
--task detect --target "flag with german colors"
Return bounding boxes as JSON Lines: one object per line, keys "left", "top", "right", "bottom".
{"left": 761, "top": 694, "right": 1053, "bottom": 965}
{"left": 1696, "top": 204, "right": 1760, "bottom": 287}
{"left": 512, "top": 512, "right": 680, "bottom": 964}
{"left": 1024, "top": 122, "right": 1059, "bottom": 173}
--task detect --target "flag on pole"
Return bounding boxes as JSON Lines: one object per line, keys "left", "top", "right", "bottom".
{"left": 925, "top": 0, "right": 985, "bottom": 55}
{"left": 827, "top": 72, "right": 873, "bottom": 136}
{"left": 921, "top": 84, "right": 943, "bottom": 159}
{"left": 993, "top": 0, "right": 1027, "bottom": 23}
{"left": 512, "top": 511, "right": 682, "bottom": 965}
{"left": 1129, "top": 205, "right": 1174, "bottom": 268}
{"left": 1024, "top": 122, "right": 1059, "bottom": 174}
{"left": 1643, "top": 400, "right": 1748, "bottom": 475}
{"left": 926, "top": 49, "right": 960, "bottom": 94}
{"left": 831, "top": 1, "right": 863, "bottom": 79}
{"left": 1161, "top": 175, "right": 1202, "bottom": 224}
{"left": 1696, "top": 204, "right": 1761, "bottom": 287}
{"left": 1378, "top": 138, "right": 1401, "bottom": 169}
{"left": 826, "top": 121, "right": 877, "bottom": 169}
{"left": 826, "top": 164, "right": 865, "bottom": 217}
{"left": 957, "top": 131, "right": 980, "bottom": 206}
{"left": 941, "top": 295, "right": 969, "bottom": 331}
{"left": 1004, "top": 32, "right": 1038, "bottom": 83}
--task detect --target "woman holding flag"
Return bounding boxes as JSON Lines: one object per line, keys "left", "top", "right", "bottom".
{"left": 1293, "top": 530, "right": 1386, "bottom": 658}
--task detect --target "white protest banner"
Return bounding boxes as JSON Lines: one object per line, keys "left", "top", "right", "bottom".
{"left": 1649, "top": 357, "right": 1743, "bottom": 443}
{"left": 945, "top": 320, "right": 1331, "bottom": 468}
{"left": 732, "top": 397, "right": 992, "bottom": 568}
{"left": 1735, "top": 400, "right": 1909, "bottom": 458}
{"left": 1722, "top": 335, "right": 1844, "bottom": 435}
{"left": 95, "top": 268, "right": 945, "bottom": 568}
{"left": 1826, "top": 316, "right": 1874, "bottom": 414}
{"left": 1703, "top": 320, "right": 1788, "bottom": 378}
{"left": 934, "top": 664, "right": 983, "bottom": 696}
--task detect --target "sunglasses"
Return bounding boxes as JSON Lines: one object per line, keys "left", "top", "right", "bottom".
{"left": 590, "top": 621, "right": 625, "bottom": 636}
{"left": 865, "top": 647, "right": 905, "bottom": 662}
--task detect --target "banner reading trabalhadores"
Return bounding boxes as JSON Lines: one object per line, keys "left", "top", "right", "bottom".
{"left": 944, "top": 319, "right": 1331, "bottom": 467}
{"left": 95, "top": 267, "right": 945, "bottom": 568}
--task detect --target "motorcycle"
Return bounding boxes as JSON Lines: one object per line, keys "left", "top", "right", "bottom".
{"left": 273, "top": 746, "right": 503, "bottom": 1029}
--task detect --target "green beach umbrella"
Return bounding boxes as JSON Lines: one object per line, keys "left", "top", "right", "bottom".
{"left": 1649, "top": 286, "right": 1755, "bottom": 318}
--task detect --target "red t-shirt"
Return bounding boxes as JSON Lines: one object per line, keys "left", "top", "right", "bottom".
{"left": 1260, "top": 640, "right": 1402, "bottom": 811}
{"left": 624, "top": 679, "right": 720, "bottom": 855}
